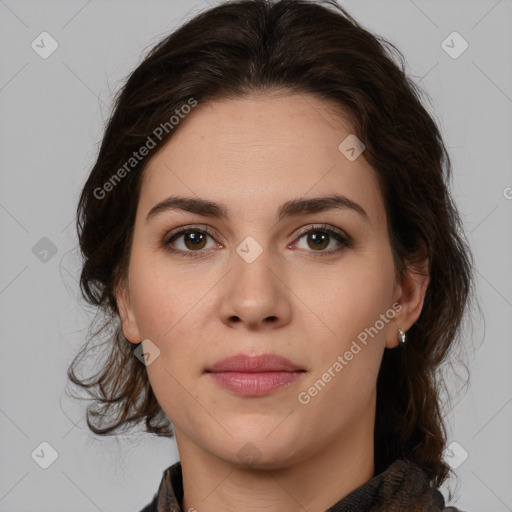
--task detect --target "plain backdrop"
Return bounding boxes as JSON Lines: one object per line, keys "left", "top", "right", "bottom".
{"left": 1, "top": 0, "right": 511, "bottom": 511}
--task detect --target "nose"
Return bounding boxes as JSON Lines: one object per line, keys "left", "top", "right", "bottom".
{"left": 219, "top": 246, "right": 292, "bottom": 331}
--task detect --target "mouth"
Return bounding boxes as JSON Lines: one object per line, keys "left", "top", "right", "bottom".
{"left": 205, "top": 352, "right": 304, "bottom": 373}
{"left": 206, "top": 371, "right": 305, "bottom": 396}
{"left": 205, "top": 353, "right": 306, "bottom": 397}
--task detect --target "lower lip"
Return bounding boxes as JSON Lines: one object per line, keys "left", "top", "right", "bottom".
{"left": 207, "top": 371, "right": 305, "bottom": 396}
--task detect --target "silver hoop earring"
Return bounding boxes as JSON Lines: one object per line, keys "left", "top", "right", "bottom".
{"left": 397, "top": 328, "right": 406, "bottom": 345}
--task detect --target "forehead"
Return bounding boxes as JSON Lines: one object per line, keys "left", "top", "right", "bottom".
{"left": 139, "top": 93, "right": 385, "bottom": 227}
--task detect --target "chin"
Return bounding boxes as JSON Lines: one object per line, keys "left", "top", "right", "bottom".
{"left": 214, "top": 435, "right": 302, "bottom": 470}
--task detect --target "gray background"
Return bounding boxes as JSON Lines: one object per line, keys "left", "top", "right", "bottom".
{"left": 1, "top": 0, "right": 511, "bottom": 511}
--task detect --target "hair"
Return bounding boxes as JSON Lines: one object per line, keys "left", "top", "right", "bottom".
{"left": 67, "top": 0, "right": 475, "bottom": 493}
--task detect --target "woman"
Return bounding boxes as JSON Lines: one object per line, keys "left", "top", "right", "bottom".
{"left": 68, "top": 0, "right": 474, "bottom": 510}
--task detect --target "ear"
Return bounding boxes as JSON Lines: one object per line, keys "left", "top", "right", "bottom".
{"left": 115, "top": 279, "right": 142, "bottom": 344}
{"left": 385, "top": 252, "right": 430, "bottom": 349}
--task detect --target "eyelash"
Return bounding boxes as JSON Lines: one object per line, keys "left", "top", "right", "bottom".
{"left": 161, "top": 223, "right": 352, "bottom": 259}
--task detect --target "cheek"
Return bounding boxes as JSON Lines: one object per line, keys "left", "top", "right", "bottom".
{"left": 128, "top": 255, "right": 208, "bottom": 423}
{"left": 313, "top": 254, "right": 395, "bottom": 337}
{"left": 127, "top": 249, "right": 215, "bottom": 393}
{"left": 298, "top": 272, "right": 393, "bottom": 428}
{"left": 128, "top": 247, "right": 206, "bottom": 341}
{"left": 305, "top": 252, "right": 396, "bottom": 388}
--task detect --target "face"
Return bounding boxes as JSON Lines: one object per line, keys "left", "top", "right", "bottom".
{"left": 116, "top": 93, "right": 427, "bottom": 469}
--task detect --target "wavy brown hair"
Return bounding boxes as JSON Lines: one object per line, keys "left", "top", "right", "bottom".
{"left": 67, "top": 0, "right": 475, "bottom": 492}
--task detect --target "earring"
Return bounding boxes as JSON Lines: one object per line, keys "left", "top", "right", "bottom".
{"left": 397, "top": 328, "right": 406, "bottom": 346}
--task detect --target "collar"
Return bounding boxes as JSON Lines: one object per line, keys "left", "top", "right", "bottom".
{"left": 145, "top": 457, "right": 449, "bottom": 512}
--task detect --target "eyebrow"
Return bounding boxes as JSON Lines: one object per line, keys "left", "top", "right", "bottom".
{"left": 145, "top": 193, "right": 370, "bottom": 224}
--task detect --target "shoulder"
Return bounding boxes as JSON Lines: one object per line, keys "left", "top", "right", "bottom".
{"left": 435, "top": 492, "right": 468, "bottom": 511}
{"left": 137, "top": 461, "right": 182, "bottom": 512}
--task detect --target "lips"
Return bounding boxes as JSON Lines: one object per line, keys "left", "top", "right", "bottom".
{"left": 205, "top": 353, "right": 306, "bottom": 397}
{"left": 205, "top": 353, "right": 304, "bottom": 373}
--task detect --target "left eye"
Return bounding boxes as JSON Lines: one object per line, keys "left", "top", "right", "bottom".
{"left": 293, "top": 227, "right": 350, "bottom": 253}
{"left": 166, "top": 229, "right": 217, "bottom": 252}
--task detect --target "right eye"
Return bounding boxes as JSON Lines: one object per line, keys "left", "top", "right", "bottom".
{"left": 163, "top": 226, "right": 221, "bottom": 257}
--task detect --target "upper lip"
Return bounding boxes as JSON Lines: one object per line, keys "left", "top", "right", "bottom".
{"left": 205, "top": 353, "right": 305, "bottom": 373}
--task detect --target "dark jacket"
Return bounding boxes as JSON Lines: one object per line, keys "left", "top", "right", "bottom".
{"left": 139, "top": 457, "right": 466, "bottom": 512}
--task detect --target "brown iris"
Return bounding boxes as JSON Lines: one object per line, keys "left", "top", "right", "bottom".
{"left": 307, "top": 231, "right": 329, "bottom": 250}
{"left": 183, "top": 231, "right": 208, "bottom": 250}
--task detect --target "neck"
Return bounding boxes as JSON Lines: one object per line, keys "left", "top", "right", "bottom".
{"left": 176, "top": 400, "right": 376, "bottom": 512}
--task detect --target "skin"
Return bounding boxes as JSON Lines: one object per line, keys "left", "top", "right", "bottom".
{"left": 116, "top": 92, "right": 429, "bottom": 512}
